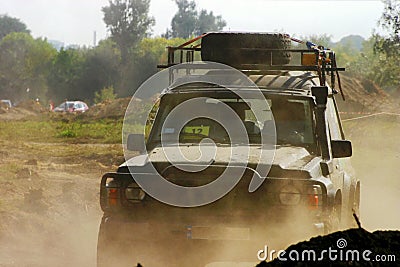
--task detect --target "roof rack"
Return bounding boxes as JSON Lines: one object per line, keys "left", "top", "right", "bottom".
{"left": 157, "top": 33, "right": 346, "bottom": 100}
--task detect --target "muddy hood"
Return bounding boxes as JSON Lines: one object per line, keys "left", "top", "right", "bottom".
{"left": 122, "top": 145, "right": 321, "bottom": 178}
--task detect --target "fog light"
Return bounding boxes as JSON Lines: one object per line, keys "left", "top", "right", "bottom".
{"left": 279, "top": 185, "right": 301, "bottom": 205}
{"left": 307, "top": 185, "right": 322, "bottom": 210}
{"left": 106, "top": 179, "right": 120, "bottom": 206}
{"left": 125, "top": 183, "right": 145, "bottom": 201}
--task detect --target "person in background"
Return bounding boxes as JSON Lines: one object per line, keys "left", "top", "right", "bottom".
{"left": 49, "top": 100, "right": 54, "bottom": 111}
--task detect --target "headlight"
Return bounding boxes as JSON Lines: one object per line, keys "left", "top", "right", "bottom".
{"left": 279, "top": 185, "right": 301, "bottom": 205}
{"left": 125, "top": 183, "right": 145, "bottom": 201}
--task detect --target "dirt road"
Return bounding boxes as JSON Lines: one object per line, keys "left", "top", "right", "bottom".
{"left": 0, "top": 112, "right": 398, "bottom": 267}
{"left": 343, "top": 114, "right": 400, "bottom": 231}
{"left": 0, "top": 140, "right": 122, "bottom": 267}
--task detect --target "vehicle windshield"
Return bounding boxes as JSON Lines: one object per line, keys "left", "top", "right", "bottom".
{"left": 57, "top": 102, "right": 74, "bottom": 109}
{"left": 148, "top": 92, "right": 315, "bottom": 148}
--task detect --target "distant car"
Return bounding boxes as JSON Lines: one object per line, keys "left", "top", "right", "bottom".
{"left": 54, "top": 101, "right": 89, "bottom": 113}
{"left": 0, "top": 99, "right": 12, "bottom": 109}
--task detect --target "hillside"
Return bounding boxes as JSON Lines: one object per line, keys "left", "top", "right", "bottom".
{"left": 332, "top": 35, "right": 365, "bottom": 51}
{"left": 335, "top": 74, "right": 398, "bottom": 117}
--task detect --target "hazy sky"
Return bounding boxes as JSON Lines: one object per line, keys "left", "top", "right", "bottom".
{"left": 0, "top": 0, "right": 384, "bottom": 46}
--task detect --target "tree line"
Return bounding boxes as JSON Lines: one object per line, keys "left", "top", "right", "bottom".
{"left": 0, "top": 0, "right": 398, "bottom": 106}
{"left": 0, "top": 0, "right": 225, "bottom": 105}
{"left": 305, "top": 0, "right": 400, "bottom": 94}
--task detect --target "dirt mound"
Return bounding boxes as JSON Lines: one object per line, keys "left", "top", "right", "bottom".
{"left": 80, "top": 98, "right": 131, "bottom": 120}
{"left": 336, "top": 74, "right": 398, "bottom": 114}
{"left": 0, "top": 107, "right": 8, "bottom": 114}
{"left": 257, "top": 228, "right": 400, "bottom": 266}
{"left": 16, "top": 100, "right": 47, "bottom": 113}
{"left": 0, "top": 100, "right": 48, "bottom": 120}
{"left": 77, "top": 97, "right": 155, "bottom": 122}
{"left": 0, "top": 102, "right": 11, "bottom": 114}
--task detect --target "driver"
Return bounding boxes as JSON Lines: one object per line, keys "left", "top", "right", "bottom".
{"left": 269, "top": 98, "right": 306, "bottom": 143}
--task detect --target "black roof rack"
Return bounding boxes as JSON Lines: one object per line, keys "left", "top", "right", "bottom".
{"left": 157, "top": 33, "right": 346, "bottom": 100}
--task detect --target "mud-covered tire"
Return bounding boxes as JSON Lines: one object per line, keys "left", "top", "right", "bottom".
{"left": 97, "top": 217, "right": 117, "bottom": 267}
{"left": 201, "top": 32, "right": 292, "bottom": 67}
{"left": 326, "top": 205, "right": 341, "bottom": 234}
{"left": 97, "top": 216, "right": 138, "bottom": 267}
{"left": 325, "top": 196, "right": 342, "bottom": 234}
{"left": 346, "top": 183, "right": 361, "bottom": 228}
{"left": 354, "top": 182, "right": 361, "bottom": 218}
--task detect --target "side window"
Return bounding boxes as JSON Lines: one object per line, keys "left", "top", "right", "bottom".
{"left": 327, "top": 98, "right": 342, "bottom": 140}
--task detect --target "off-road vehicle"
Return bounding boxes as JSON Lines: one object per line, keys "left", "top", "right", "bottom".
{"left": 97, "top": 32, "right": 360, "bottom": 267}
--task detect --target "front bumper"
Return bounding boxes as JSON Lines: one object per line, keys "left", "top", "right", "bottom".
{"left": 98, "top": 215, "right": 325, "bottom": 267}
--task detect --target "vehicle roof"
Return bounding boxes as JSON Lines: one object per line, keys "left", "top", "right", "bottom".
{"left": 249, "top": 72, "right": 319, "bottom": 90}
{"left": 62, "top": 101, "right": 86, "bottom": 104}
{"left": 165, "top": 71, "right": 327, "bottom": 97}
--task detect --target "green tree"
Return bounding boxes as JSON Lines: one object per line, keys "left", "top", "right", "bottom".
{"left": 0, "top": 15, "right": 30, "bottom": 40}
{"left": 47, "top": 48, "right": 86, "bottom": 102}
{"left": 329, "top": 3, "right": 400, "bottom": 89}
{"left": 346, "top": 38, "right": 380, "bottom": 79}
{"left": 196, "top": 9, "right": 226, "bottom": 35}
{"left": 102, "top": 0, "right": 155, "bottom": 62}
{"left": 376, "top": 0, "right": 400, "bottom": 57}
{"left": 118, "top": 37, "right": 188, "bottom": 98}
{"left": 79, "top": 39, "right": 121, "bottom": 102}
{"left": 167, "top": 0, "right": 226, "bottom": 38}
{"left": 370, "top": 0, "right": 400, "bottom": 91}
{"left": 0, "top": 32, "right": 56, "bottom": 102}
{"left": 298, "top": 34, "right": 333, "bottom": 48}
{"left": 170, "top": 0, "right": 198, "bottom": 38}
{"left": 139, "top": 37, "right": 187, "bottom": 64}
{"left": 330, "top": 35, "right": 365, "bottom": 67}
{"left": 94, "top": 86, "right": 117, "bottom": 104}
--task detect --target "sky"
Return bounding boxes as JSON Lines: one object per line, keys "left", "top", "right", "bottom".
{"left": 0, "top": 0, "right": 385, "bottom": 47}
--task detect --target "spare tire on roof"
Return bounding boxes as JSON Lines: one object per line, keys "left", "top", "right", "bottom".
{"left": 201, "top": 32, "right": 292, "bottom": 68}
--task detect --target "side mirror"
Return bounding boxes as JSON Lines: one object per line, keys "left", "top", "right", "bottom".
{"left": 331, "top": 140, "right": 352, "bottom": 158}
{"left": 127, "top": 133, "right": 146, "bottom": 152}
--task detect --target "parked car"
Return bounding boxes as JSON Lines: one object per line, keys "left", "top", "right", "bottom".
{"left": 0, "top": 99, "right": 13, "bottom": 109}
{"left": 53, "top": 101, "right": 89, "bottom": 113}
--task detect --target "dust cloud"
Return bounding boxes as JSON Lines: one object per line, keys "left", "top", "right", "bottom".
{"left": 343, "top": 114, "right": 400, "bottom": 231}
{"left": 0, "top": 181, "right": 102, "bottom": 267}
{"left": 0, "top": 116, "right": 398, "bottom": 267}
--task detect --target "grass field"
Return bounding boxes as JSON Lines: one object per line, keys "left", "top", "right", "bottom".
{"left": 0, "top": 118, "right": 124, "bottom": 144}
{"left": 0, "top": 111, "right": 398, "bottom": 266}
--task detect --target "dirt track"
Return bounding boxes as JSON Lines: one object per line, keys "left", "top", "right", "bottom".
{"left": 0, "top": 98, "right": 399, "bottom": 266}
{"left": 0, "top": 140, "right": 122, "bottom": 267}
{"left": 344, "top": 114, "right": 400, "bottom": 231}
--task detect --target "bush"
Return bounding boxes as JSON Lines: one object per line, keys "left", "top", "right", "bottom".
{"left": 94, "top": 86, "right": 117, "bottom": 104}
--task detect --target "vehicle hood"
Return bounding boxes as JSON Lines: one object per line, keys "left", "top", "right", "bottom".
{"left": 121, "top": 144, "right": 322, "bottom": 178}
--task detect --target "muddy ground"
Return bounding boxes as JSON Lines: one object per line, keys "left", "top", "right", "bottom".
{"left": 0, "top": 92, "right": 399, "bottom": 267}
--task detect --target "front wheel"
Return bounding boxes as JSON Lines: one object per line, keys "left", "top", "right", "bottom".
{"left": 325, "top": 202, "right": 342, "bottom": 234}
{"left": 346, "top": 183, "right": 361, "bottom": 228}
{"left": 97, "top": 216, "right": 141, "bottom": 267}
{"left": 97, "top": 216, "right": 117, "bottom": 267}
